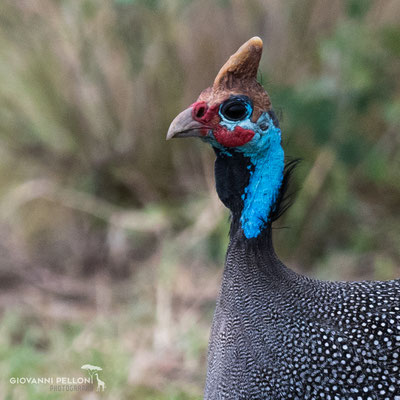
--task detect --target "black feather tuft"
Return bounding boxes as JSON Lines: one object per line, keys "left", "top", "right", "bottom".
{"left": 269, "top": 158, "right": 300, "bottom": 223}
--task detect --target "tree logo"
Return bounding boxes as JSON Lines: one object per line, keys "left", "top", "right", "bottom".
{"left": 81, "top": 364, "right": 106, "bottom": 392}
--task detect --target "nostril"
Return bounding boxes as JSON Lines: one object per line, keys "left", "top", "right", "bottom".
{"left": 196, "top": 106, "right": 206, "bottom": 118}
{"left": 192, "top": 102, "right": 208, "bottom": 121}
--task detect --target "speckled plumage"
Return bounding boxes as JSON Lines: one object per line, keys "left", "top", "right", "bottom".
{"left": 205, "top": 229, "right": 400, "bottom": 400}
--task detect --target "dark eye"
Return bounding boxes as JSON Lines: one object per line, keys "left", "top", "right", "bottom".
{"left": 220, "top": 99, "right": 250, "bottom": 121}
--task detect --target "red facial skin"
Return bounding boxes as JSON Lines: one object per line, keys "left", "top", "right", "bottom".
{"left": 191, "top": 101, "right": 255, "bottom": 147}
{"left": 213, "top": 125, "right": 255, "bottom": 147}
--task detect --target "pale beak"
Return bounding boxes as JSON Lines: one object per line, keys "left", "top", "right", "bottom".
{"left": 166, "top": 107, "right": 209, "bottom": 140}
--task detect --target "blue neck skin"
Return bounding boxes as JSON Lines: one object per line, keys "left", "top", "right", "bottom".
{"left": 210, "top": 112, "right": 285, "bottom": 239}
{"left": 239, "top": 122, "right": 284, "bottom": 238}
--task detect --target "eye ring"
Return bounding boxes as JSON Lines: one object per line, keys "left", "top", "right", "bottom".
{"left": 219, "top": 97, "right": 252, "bottom": 122}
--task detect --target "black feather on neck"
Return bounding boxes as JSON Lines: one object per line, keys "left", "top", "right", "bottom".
{"left": 213, "top": 147, "right": 298, "bottom": 240}
{"left": 269, "top": 158, "right": 299, "bottom": 222}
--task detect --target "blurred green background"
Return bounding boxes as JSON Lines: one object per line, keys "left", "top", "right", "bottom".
{"left": 0, "top": 0, "right": 399, "bottom": 399}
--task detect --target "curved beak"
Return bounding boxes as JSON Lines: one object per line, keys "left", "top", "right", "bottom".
{"left": 166, "top": 107, "right": 209, "bottom": 140}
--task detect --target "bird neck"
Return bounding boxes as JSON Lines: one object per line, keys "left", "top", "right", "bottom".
{"left": 214, "top": 130, "right": 284, "bottom": 240}
{"left": 221, "top": 226, "right": 298, "bottom": 296}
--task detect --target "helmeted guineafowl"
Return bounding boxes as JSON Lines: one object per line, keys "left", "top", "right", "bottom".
{"left": 167, "top": 37, "right": 400, "bottom": 400}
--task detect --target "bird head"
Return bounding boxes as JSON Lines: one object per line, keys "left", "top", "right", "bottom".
{"left": 167, "top": 37, "right": 288, "bottom": 239}
{"left": 167, "top": 37, "right": 275, "bottom": 151}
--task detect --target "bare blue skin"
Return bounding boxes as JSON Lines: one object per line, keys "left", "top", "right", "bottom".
{"left": 206, "top": 108, "right": 285, "bottom": 239}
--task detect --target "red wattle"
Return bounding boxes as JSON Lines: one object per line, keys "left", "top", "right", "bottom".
{"left": 213, "top": 125, "right": 255, "bottom": 147}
